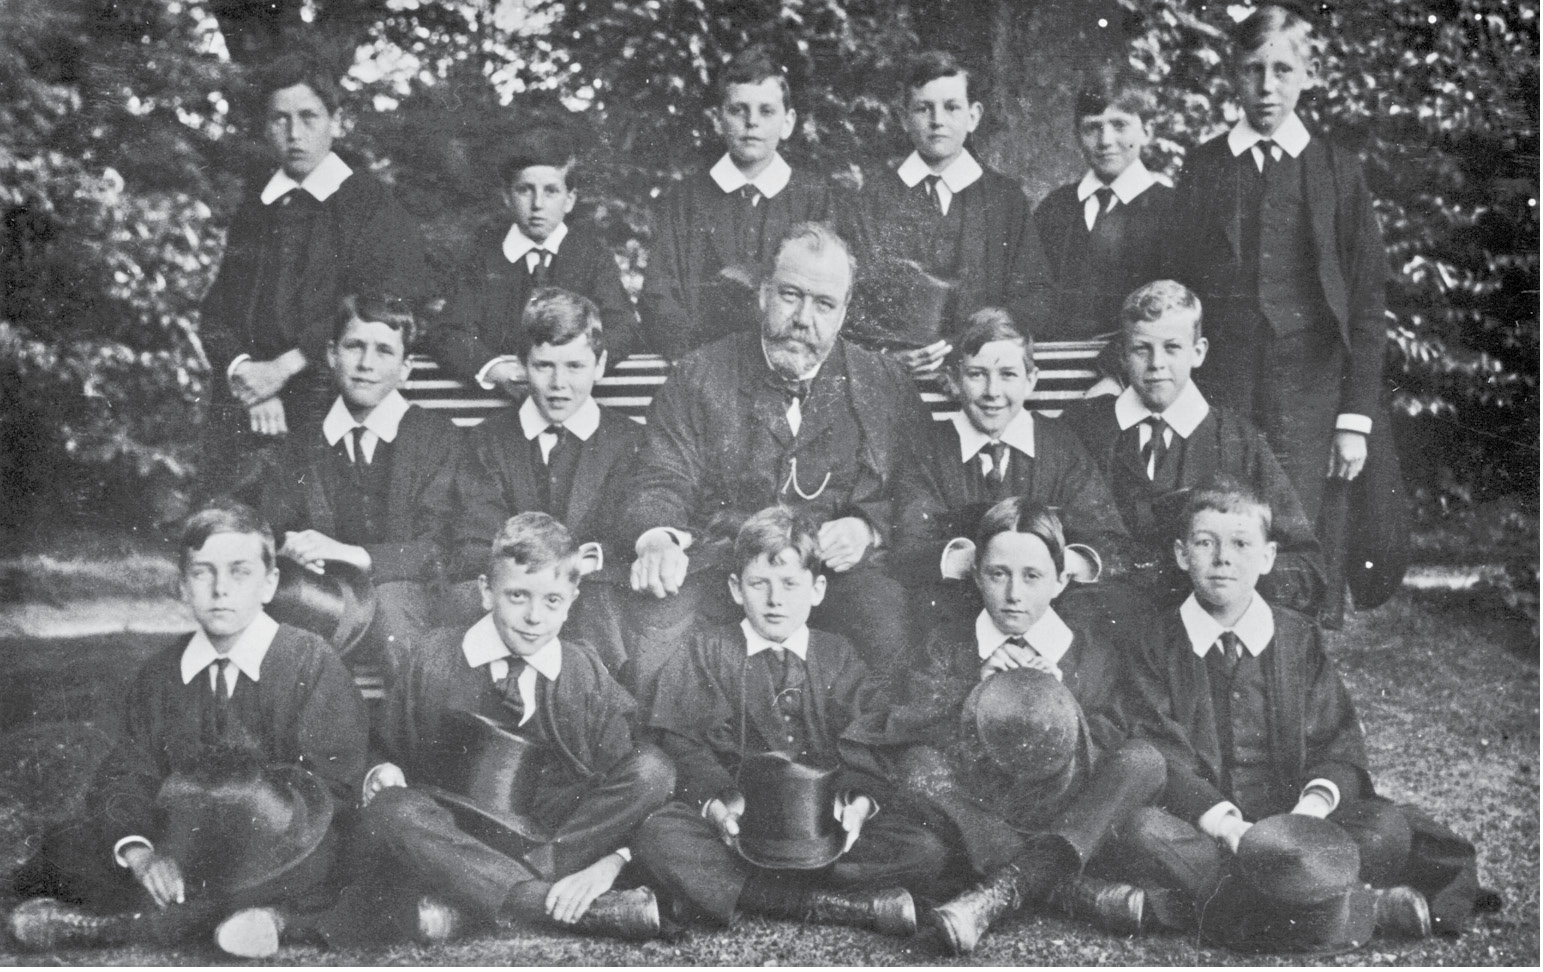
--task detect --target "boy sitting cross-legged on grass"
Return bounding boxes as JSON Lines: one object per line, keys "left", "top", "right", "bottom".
{"left": 635, "top": 506, "right": 951, "bottom": 937}
{"left": 1110, "top": 478, "right": 1490, "bottom": 949}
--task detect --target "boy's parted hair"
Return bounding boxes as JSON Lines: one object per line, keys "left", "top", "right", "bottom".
{"left": 1180, "top": 475, "right": 1274, "bottom": 538}
{"left": 334, "top": 293, "right": 417, "bottom": 349}
{"left": 1120, "top": 280, "right": 1204, "bottom": 342}
{"left": 764, "top": 221, "right": 857, "bottom": 289}
{"left": 973, "top": 497, "right": 1069, "bottom": 577}
{"left": 254, "top": 53, "right": 343, "bottom": 117}
{"left": 946, "top": 307, "right": 1034, "bottom": 374}
{"left": 488, "top": 512, "right": 583, "bottom": 582}
{"left": 733, "top": 506, "right": 823, "bottom": 576}
{"left": 517, "top": 287, "right": 606, "bottom": 360}
{"left": 715, "top": 45, "right": 792, "bottom": 112}
{"left": 180, "top": 501, "right": 276, "bottom": 573}
{"left": 904, "top": 50, "right": 979, "bottom": 105}
{"left": 500, "top": 126, "right": 581, "bottom": 190}
{"left": 1073, "top": 63, "right": 1157, "bottom": 123}
{"left": 1229, "top": 2, "right": 1324, "bottom": 60}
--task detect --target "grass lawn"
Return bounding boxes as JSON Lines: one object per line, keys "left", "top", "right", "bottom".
{"left": 0, "top": 585, "right": 1536, "bottom": 966}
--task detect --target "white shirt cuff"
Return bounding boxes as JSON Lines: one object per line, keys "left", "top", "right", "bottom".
{"left": 113, "top": 835, "right": 153, "bottom": 868}
{"left": 1296, "top": 778, "right": 1341, "bottom": 816}
{"left": 1197, "top": 800, "right": 1243, "bottom": 839}
{"left": 475, "top": 355, "right": 524, "bottom": 389}
{"left": 226, "top": 353, "right": 252, "bottom": 384}
{"left": 613, "top": 847, "right": 632, "bottom": 863}
{"left": 637, "top": 527, "right": 693, "bottom": 554}
{"left": 1335, "top": 413, "right": 1372, "bottom": 435}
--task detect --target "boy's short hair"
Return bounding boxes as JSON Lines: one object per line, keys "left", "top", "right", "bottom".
{"left": 732, "top": 506, "right": 822, "bottom": 576}
{"left": 1180, "top": 475, "right": 1274, "bottom": 538}
{"left": 946, "top": 307, "right": 1034, "bottom": 373}
{"left": 904, "top": 50, "right": 979, "bottom": 105}
{"left": 715, "top": 46, "right": 792, "bottom": 111}
{"left": 1120, "top": 280, "right": 1204, "bottom": 341}
{"left": 499, "top": 126, "right": 581, "bottom": 190}
{"left": 253, "top": 53, "right": 342, "bottom": 117}
{"left": 1229, "top": 3, "right": 1323, "bottom": 60}
{"left": 765, "top": 221, "right": 857, "bottom": 288}
{"left": 180, "top": 501, "right": 276, "bottom": 573}
{"left": 488, "top": 512, "right": 582, "bottom": 582}
{"left": 1073, "top": 63, "right": 1157, "bottom": 122}
{"left": 334, "top": 293, "right": 417, "bottom": 349}
{"left": 516, "top": 287, "right": 606, "bottom": 360}
{"left": 973, "top": 497, "right": 1068, "bottom": 576}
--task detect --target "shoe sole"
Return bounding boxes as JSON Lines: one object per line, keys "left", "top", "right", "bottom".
{"left": 927, "top": 905, "right": 975, "bottom": 955}
{"left": 215, "top": 911, "right": 281, "bottom": 959}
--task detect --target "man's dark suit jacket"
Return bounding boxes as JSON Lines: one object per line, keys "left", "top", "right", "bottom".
{"left": 433, "top": 222, "right": 642, "bottom": 385}
{"left": 449, "top": 403, "right": 641, "bottom": 580}
{"left": 1167, "top": 134, "right": 1388, "bottom": 419}
{"left": 259, "top": 405, "right": 461, "bottom": 585}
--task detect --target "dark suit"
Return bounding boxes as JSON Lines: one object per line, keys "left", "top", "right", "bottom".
{"left": 433, "top": 222, "right": 642, "bottom": 386}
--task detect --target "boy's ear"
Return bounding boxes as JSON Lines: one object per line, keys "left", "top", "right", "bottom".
{"left": 709, "top": 105, "right": 727, "bottom": 139}
{"left": 478, "top": 573, "right": 494, "bottom": 613}
{"left": 325, "top": 340, "right": 339, "bottom": 371}
{"left": 1172, "top": 537, "right": 1191, "bottom": 573}
{"left": 810, "top": 571, "right": 828, "bottom": 606}
{"left": 594, "top": 348, "right": 609, "bottom": 378}
{"left": 574, "top": 542, "right": 604, "bottom": 577}
{"left": 260, "top": 564, "right": 280, "bottom": 605}
{"left": 1192, "top": 335, "right": 1209, "bottom": 369}
{"left": 940, "top": 537, "right": 976, "bottom": 580}
{"left": 727, "top": 572, "right": 745, "bottom": 607}
{"left": 1260, "top": 538, "right": 1279, "bottom": 576}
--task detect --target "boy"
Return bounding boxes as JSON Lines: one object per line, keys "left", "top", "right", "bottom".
{"left": 891, "top": 308, "right": 1134, "bottom": 620}
{"left": 1168, "top": 4, "right": 1391, "bottom": 619}
{"left": 851, "top": 51, "right": 1055, "bottom": 376}
{"left": 435, "top": 126, "right": 642, "bottom": 394}
{"left": 220, "top": 513, "right": 676, "bottom": 954}
{"left": 1113, "top": 480, "right": 1485, "bottom": 946}
{"left": 639, "top": 47, "right": 843, "bottom": 359}
{"left": 635, "top": 507, "right": 950, "bottom": 936}
{"left": 8, "top": 503, "right": 368, "bottom": 949}
{"left": 1064, "top": 280, "right": 1325, "bottom": 614}
{"left": 260, "top": 294, "right": 461, "bottom": 674}
{"left": 846, "top": 498, "right": 1162, "bottom": 953}
{"left": 201, "top": 54, "right": 426, "bottom": 497}
{"left": 447, "top": 288, "right": 640, "bottom": 671}
{"left": 1032, "top": 64, "right": 1173, "bottom": 342}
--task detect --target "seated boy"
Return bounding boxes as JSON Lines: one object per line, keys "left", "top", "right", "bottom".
{"left": 1064, "top": 280, "right": 1325, "bottom": 614}
{"left": 635, "top": 507, "right": 950, "bottom": 936}
{"left": 446, "top": 288, "right": 640, "bottom": 672}
{"left": 846, "top": 498, "right": 1162, "bottom": 953}
{"left": 890, "top": 307, "right": 1134, "bottom": 622}
{"left": 851, "top": 50, "right": 1055, "bottom": 377}
{"left": 435, "top": 126, "right": 642, "bottom": 395}
{"left": 1032, "top": 64, "right": 1173, "bottom": 343}
{"left": 260, "top": 293, "right": 461, "bottom": 674}
{"left": 1112, "top": 479, "right": 1486, "bottom": 945}
{"left": 639, "top": 46, "right": 844, "bottom": 359}
{"left": 8, "top": 503, "right": 368, "bottom": 950}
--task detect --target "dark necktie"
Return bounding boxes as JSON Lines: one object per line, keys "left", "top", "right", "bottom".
{"left": 1216, "top": 630, "right": 1244, "bottom": 663}
{"left": 1141, "top": 415, "right": 1169, "bottom": 478}
{"left": 350, "top": 426, "right": 369, "bottom": 466}
{"left": 770, "top": 647, "right": 803, "bottom": 718}
{"left": 209, "top": 657, "right": 232, "bottom": 733}
{"left": 528, "top": 248, "right": 552, "bottom": 286}
{"left": 740, "top": 185, "right": 762, "bottom": 208}
{"left": 1256, "top": 139, "right": 1278, "bottom": 175}
{"left": 1091, "top": 186, "right": 1116, "bottom": 231}
{"left": 543, "top": 423, "right": 567, "bottom": 465}
{"left": 922, "top": 174, "right": 943, "bottom": 214}
{"left": 771, "top": 374, "right": 811, "bottom": 408}
{"left": 982, "top": 440, "right": 1010, "bottom": 487}
{"left": 1005, "top": 635, "right": 1029, "bottom": 650}
{"left": 496, "top": 656, "right": 530, "bottom": 726}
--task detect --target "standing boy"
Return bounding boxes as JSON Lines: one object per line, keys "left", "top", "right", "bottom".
{"left": 852, "top": 51, "right": 1055, "bottom": 376}
{"left": 1033, "top": 64, "right": 1174, "bottom": 343}
{"left": 435, "top": 127, "right": 641, "bottom": 395}
{"left": 260, "top": 294, "right": 461, "bottom": 674}
{"left": 636, "top": 507, "right": 950, "bottom": 936}
{"left": 1065, "top": 280, "right": 1325, "bottom": 614}
{"left": 639, "top": 47, "right": 843, "bottom": 359}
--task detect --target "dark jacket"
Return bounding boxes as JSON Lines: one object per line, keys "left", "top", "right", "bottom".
{"left": 260, "top": 405, "right": 461, "bottom": 584}
{"left": 433, "top": 221, "right": 642, "bottom": 385}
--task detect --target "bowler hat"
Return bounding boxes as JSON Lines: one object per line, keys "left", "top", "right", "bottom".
{"left": 868, "top": 258, "right": 957, "bottom": 349}
{"left": 733, "top": 752, "right": 845, "bottom": 870}
{"left": 417, "top": 710, "right": 553, "bottom": 865}
{"left": 267, "top": 558, "right": 377, "bottom": 660}
{"left": 960, "top": 669, "right": 1082, "bottom": 782}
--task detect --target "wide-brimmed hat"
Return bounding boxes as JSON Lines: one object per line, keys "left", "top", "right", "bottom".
{"left": 960, "top": 668, "right": 1083, "bottom": 782}
{"left": 267, "top": 558, "right": 377, "bottom": 660}
{"left": 733, "top": 751, "right": 845, "bottom": 871}
{"left": 417, "top": 710, "right": 554, "bottom": 866}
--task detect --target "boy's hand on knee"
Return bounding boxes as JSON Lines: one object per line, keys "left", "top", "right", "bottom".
{"left": 704, "top": 791, "right": 747, "bottom": 845}
{"left": 1328, "top": 430, "right": 1368, "bottom": 480}
{"left": 1215, "top": 815, "right": 1253, "bottom": 855}
{"left": 836, "top": 793, "right": 874, "bottom": 853}
{"left": 247, "top": 397, "right": 288, "bottom": 436}
{"left": 630, "top": 534, "right": 690, "bottom": 597}
{"left": 546, "top": 853, "right": 626, "bottom": 925}
{"left": 817, "top": 517, "right": 873, "bottom": 573}
{"left": 123, "top": 846, "right": 185, "bottom": 908}
{"left": 361, "top": 762, "right": 407, "bottom": 807}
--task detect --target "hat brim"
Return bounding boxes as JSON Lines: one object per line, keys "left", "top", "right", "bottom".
{"left": 733, "top": 832, "right": 846, "bottom": 871}
{"left": 1204, "top": 878, "right": 1377, "bottom": 957}
{"left": 422, "top": 784, "right": 552, "bottom": 861}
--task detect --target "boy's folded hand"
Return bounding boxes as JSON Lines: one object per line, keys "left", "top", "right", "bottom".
{"left": 704, "top": 791, "right": 747, "bottom": 844}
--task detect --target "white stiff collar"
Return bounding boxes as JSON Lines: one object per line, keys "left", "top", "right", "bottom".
{"left": 897, "top": 149, "right": 984, "bottom": 194}
{"left": 974, "top": 609, "right": 1074, "bottom": 667}
{"left": 952, "top": 409, "right": 1035, "bottom": 463}
{"left": 741, "top": 618, "right": 810, "bottom": 661}
{"left": 460, "top": 614, "right": 563, "bottom": 682}
{"left": 1076, "top": 159, "right": 1159, "bottom": 204}
{"left": 1227, "top": 113, "right": 1310, "bottom": 159}
{"left": 502, "top": 220, "right": 568, "bottom": 265}
{"left": 709, "top": 153, "right": 792, "bottom": 200}
{"left": 260, "top": 152, "right": 352, "bottom": 205}
{"left": 1180, "top": 594, "right": 1275, "bottom": 659}
{"left": 1113, "top": 381, "right": 1210, "bottom": 437}
{"left": 322, "top": 390, "right": 411, "bottom": 447}
{"left": 180, "top": 611, "right": 279, "bottom": 684}
{"left": 518, "top": 395, "right": 600, "bottom": 442}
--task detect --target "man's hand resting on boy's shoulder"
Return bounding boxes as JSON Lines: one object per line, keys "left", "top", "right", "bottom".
{"left": 546, "top": 852, "right": 628, "bottom": 925}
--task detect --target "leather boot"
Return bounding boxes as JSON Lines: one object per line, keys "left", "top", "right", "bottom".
{"left": 414, "top": 894, "right": 465, "bottom": 944}
{"left": 215, "top": 907, "right": 286, "bottom": 959}
{"left": 8, "top": 898, "right": 148, "bottom": 951}
{"left": 806, "top": 887, "right": 917, "bottom": 937}
{"left": 1374, "top": 886, "right": 1432, "bottom": 939}
{"left": 929, "top": 866, "right": 1024, "bottom": 955}
{"left": 572, "top": 886, "right": 662, "bottom": 941}
{"left": 1047, "top": 875, "right": 1145, "bottom": 936}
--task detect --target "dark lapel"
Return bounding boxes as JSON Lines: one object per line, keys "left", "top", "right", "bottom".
{"left": 385, "top": 407, "right": 426, "bottom": 537}
{"left": 482, "top": 243, "right": 530, "bottom": 354}
{"left": 305, "top": 430, "right": 346, "bottom": 537}
{"left": 1261, "top": 611, "right": 1307, "bottom": 784}
{"left": 1174, "top": 408, "right": 1221, "bottom": 488}
{"left": 496, "top": 414, "right": 544, "bottom": 514}
{"left": 737, "top": 338, "right": 795, "bottom": 448}
{"left": 564, "top": 414, "right": 621, "bottom": 532}
{"left": 738, "top": 649, "right": 797, "bottom": 751}
{"left": 934, "top": 420, "right": 977, "bottom": 507}
{"left": 1299, "top": 138, "right": 1345, "bottom": 326}
{"left": 1220, "top": 145, "right": 1245, "bottom": 262}
{"left": 1113, "top": 418, "right": 1151, "bottom": 490}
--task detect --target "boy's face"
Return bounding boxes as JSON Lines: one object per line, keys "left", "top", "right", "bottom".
{"left": 524, "top": 338, "right": 605, "bottom": 425}
{"left": 714, "top": 78, "right": 795, "bottom": 169}
{"left": 328, "top": 316, "right": 410, "bottom": 415}
{"left": 503, "top": 164, "right": 576, "bottom": 243}
{"left": 1174, "top": 508, "right": 1277, "bottom": 617}
{"left": 903, "top": 74, "right": 982, "bottom": 168}
{"left": 730, "top": 550, "right": 827, "bottom": 644}
{"left": 1077, "top": 106, "right": 1152, "bottom": 183}
{"left": 182, "top": 532, "right": 279, "bottom": 647}
{"left": 950, "top": 338, "right": 1036, "bottom": 439}
{"left": 1122, "top": 312, "right": 1207, "bottom": 413}
{"left": 266, "top": 83, "right": 340, "bottom": 180}
{"left": 479, "top": 558, "right": 579, "bottom": 657}
{"left": 1232, "top": 34, "right": 1318, "bottom": 136}
{"left": 974, "top": 531, "right": 1068, "bottom": 636}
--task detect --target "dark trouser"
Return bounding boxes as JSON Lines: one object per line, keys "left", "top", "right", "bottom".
{"left": 370, "top": 580, "right": 434, "bottom": 678}
{"left": 633, "top": 800, "right": 953, "bottom": 927}
{"left": 624, "top": 563, "right": 912, "bottom": 695}
{"left": 347, "top": 745, "right": 674, "bottom": 923}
